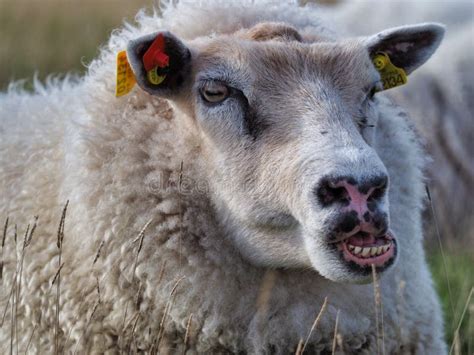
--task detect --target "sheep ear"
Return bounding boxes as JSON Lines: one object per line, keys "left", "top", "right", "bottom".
{"left": 365, "top": 23, "right": 445, "bottom": 74}
{"left": 126, "top": 31, "right": 192, "bottom": 97}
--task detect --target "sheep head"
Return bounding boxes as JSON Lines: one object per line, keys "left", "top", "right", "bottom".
{"left": 126, "top": 22, "right": 444, "bottom": 283}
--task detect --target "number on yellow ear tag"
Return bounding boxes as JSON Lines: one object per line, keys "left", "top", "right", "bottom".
{"left": 372, "top": 52, "right": 407, "bottom": 91}
{"left": 116, "top": 50, "right": 136, "bottom": 97}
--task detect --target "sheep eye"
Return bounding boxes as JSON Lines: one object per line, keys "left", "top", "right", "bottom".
{"left": 200, "top": 81, "right": 230, "bottom": 104}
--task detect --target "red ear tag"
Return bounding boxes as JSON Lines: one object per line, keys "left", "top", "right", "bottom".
{"left": 143, "top": 33, "right": 170, "bottom": 72}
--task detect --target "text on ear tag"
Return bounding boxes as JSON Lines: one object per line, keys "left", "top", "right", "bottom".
{"left": 116, "top": 50, "right": 136, "bottom": 97}
{"left": 143, "top": 33, "right": 170, "bottom": 85}
{"left": 372, "top": 52, "right": 407, "bottom": 91}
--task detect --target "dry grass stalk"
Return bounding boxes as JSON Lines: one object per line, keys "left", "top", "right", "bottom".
{"left": 88, "top": 301, "right": 100, "bottom": 326}
{"left": 371, "top": 264, "right": 385, "bottom": 355}
{"left": 69, "top": 219, "right": 156, "bottom": 352}
{"left": 152, "top": 275, "right": 186, "bottom": 353}
{"left": 469, "top": 303, "right": 473, "bottom": 355}
{"left": 14, "top": 223, "right": 29, "bottom": 354}
{"left": 70, "top": 219, "right": 160, "bottom": 347}
{"left": 1, "top": 225, "right": 17, "bottom": 328}
{"left": 2, "top": 217, "right": 8, "bottom": 246}
{"left": 135, "top": 281, "right": 143, "bottom": 309}
{"left": 96, "top": 219, "right": 153, "bottom": 287}
{"left": 71, "top": 301, "right": 101, "bottom": 355}
{"left": 131, "top": 218, "right": 152, "bottom": 284}
{"left": 55, "top": 201, "right": 69, "bottom": 355}
{"left": 331, "top": 309, "right": 340, "bottom": 355}
{"left": 449, "top": 287, "right": 473, "bottom": 355}
{"left": 89, "top": 278, "right": 102, "bottom": 336}
{"left": 1, "top": 220, "right": 38, "bottom": 354}
{"left": 178, "top": 161, "right": 184, "bottom": 271}
{"left": 182, "top": 313, "right": 194, "bottom": 355}
{"left": 120, "top": 219, "right": 153, "bottom": 346}
{"left": 120, "top": 302, "right": 131, "bottom": 349}
{"left": 92, "top": 239, "right": 105, "bottom": 266}
{"left": 9, "top": 223, "right": 19, "bottom": 354}
{"left": 51, "top": 263, "right": 64, "bottom": 286}
{"left": 16, "top": 222, "right": 30, "bottom": 300}
{"left": 294, "top": 338, "right": 304, "bottom": 355}
{"left": 96, "top": 276, "right": 101, "bottom": 303}
{"left": 131, "top": 218, "right": 153, "bottom": 247}
{"left": 67, "top": 280, "right": 102, "bottom": 353}
{"left": 1, "top": 281, "right": 14, "bottom": 327}
{"left": 10, "top": 276, "right": 15, "bottom": 355}
{"left": 24, "top": 216, "right": 37, "bottom": 248}
{"left": 129, "top": 312, "right": 141, "bottom": 352}
{"left": 301, "top": 296, "right": 328, "bottom": 353}
{"left": 158, "top": 260, "right": 167, "bottom": 285}
{"left": 14, "top": 217, "right": 36, "bottom": 353}
{"left": 0, "top": 217, "right": 8, "bottom": 281}
{"left": 426, "top": 186, "right": 455, "bottom": 316}
{"left": 72, "top": 291, "right": 103, "bottom": 355}
{"left": 8, "top": 217, "right": 37, "bottom": 354}
{"left": 24, "top": 323, "right": 38, "bottom": 353}
{"left": 372, "top": 264, "right": 380, "bottom": 353}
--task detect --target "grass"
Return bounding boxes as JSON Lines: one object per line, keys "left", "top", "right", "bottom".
{"left": 1, "top": 0, "right": 473, "bottom": 352}
{"left": 428, "top": 250, "right": 474, "bottom": 354}
{"left": 0, "top": 0, "right": 154, "bottom": 91}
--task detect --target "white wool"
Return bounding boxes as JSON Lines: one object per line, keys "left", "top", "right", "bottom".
{"left": 0, "top": 1, "right": 449, "bottom": 353}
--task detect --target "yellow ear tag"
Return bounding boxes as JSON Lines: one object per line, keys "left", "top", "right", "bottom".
{"left": 372, "top": 52, "right": 407, "bottom": 91}
{"left": 147, "top": 67, "right": 167, "bottom": 85}
{"left": 115, "top": 50, "right": 136, "bottom": 97}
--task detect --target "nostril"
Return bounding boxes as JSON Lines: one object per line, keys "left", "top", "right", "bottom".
{"left": 367, "top": 176, "right": 388, "bottom": 202}
{"left": 316, "top": 179, "right": 349, "bottom": 206}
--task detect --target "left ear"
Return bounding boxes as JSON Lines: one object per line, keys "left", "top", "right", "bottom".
{"left": 126, "top": 31, "right": 192, "bottom": 97}
{"left": 364, "top": 23, "right": 445, "bottom": 74}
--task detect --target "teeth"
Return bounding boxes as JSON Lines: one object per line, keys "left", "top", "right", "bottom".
{"left": 347, "top": 242, "right": 392, "bottom": 258}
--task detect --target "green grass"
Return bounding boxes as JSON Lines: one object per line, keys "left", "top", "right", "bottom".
{"left": 428, "top": 251, "right": 474, "bottom": 354}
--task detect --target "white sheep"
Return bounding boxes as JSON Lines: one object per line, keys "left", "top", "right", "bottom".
{"left": 0, "top": 1, "right": 447, "bottom": 353}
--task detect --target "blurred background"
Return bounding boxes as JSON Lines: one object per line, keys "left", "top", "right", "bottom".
{"left": 0, "top": 0, "right": 153, "bottom": 90}
{"left": 0, "top": 0, "right": 472, "bottom": 352}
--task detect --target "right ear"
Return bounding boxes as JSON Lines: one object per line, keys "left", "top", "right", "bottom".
{"left": 364, "top": 23, "right": 445, "bottom": 75}
{"left": 126, "top": 31, "right": 192, "bottom": 97}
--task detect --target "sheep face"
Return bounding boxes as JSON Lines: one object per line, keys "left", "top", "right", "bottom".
{"left": 127, "top": 23, "right": 444, "bottom": 283}
{"left": 191, "top": 39, "right": 395, "bottom": 284}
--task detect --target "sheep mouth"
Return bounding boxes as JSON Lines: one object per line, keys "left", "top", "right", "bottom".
{"left": 336, "top": 231, "right": 396, "bottom": 269}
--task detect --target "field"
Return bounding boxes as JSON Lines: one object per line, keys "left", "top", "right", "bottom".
{"left": 0, "top": 0, "right": 153, "bottom": 90}
{"left": 0, "top": 0, "right": 472, "bottom": 353}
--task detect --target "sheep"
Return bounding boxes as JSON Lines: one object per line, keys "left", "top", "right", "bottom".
{"left": 0, "top": 1, "right": 448, "bottom": 353}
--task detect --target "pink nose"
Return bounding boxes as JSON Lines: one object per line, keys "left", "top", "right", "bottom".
{"left": 336, "top": 181, "right": 373, "bottom": 219}
{"left": 316, "top": 175, "right": 388, "bottom": 218}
